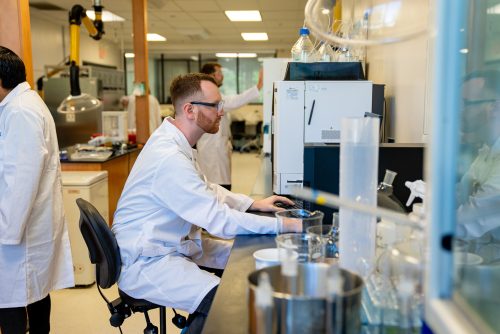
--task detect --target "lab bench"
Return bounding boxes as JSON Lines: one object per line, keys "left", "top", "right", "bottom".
{"left": 202, "top": 232, "right": 415, "bottom": 334}
{"left": 60, "top": 148, "right": 140, "bottom": 224}
{"left": 203, "top": 234, "right": 275, "bottom": 334}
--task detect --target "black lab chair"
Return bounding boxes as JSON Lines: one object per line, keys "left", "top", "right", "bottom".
{"left": 76, "top": 198, "right": 186, "bottom": 334}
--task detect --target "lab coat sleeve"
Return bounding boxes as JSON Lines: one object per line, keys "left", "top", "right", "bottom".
{"left": 150, "top": 153, "right": 276, "bottom": 238}
{"left": 0, "top": 107, "right": 47, "bottom": 244}
{"left": 223, "top": 86, "right": 260, "bottom": 112}
{"left": 206, "top": 181, "right": 254, "bottom": 211}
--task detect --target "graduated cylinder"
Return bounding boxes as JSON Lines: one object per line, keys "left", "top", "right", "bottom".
{"left": 339, "top": 117, "right": 380, "bottom": 276}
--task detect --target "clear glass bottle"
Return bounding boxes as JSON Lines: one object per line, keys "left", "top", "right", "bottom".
{"left": 291, "top": 27, "right": 317, "bottom": 62}
{"left": 317, "top": 41, "right": 337, "bottom": 62}
{"left": 377, "top": 169, "right": 406, "bottom": 213}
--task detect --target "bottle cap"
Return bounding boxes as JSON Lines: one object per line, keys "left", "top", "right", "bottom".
{"left": 299, "top": 27, "right": 310, "bottom": 35}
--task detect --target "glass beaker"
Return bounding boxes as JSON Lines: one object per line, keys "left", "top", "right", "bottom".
{"left": 275, "top": 233, "right": 324, "bottom": 265}
{"left": 275, "top": 233, "right": 324, "bottom": 296}
{"left": 306, "top": 225, "right": 339, "bottom": 263}
{"left": 275, "top": 209, "right": 324, "bottom": 235}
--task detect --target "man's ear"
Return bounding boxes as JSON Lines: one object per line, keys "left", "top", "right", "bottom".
{"left": 183, "top": 102, "right": 196, "bottom": 120}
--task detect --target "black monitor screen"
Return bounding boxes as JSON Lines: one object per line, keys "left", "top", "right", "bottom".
{"left": 284, "top": 62, "right": 365, "bottom": 81}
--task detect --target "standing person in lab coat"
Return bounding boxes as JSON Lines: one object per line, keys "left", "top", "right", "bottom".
{"left": 196, "top": 63, "right": 263, "bottom": 190}
{"left": 122, "top": 90, "right": 162, "bottom": 136}
{"left": 457, "top": 70, "right": 500, "bottom": 242}
{"left": 0, "top": 46, "right": 74, "bottom": 334}
{"left": 112, "top": 73, "right": 296, "bottom": 333}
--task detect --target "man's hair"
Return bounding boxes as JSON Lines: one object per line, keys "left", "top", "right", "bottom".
{"left": 0, "top": 46, "right": 26, "bottom": 89}
{"left": 200, "top": 63, "right": 221, "bottom": 75}
{"left": 169, "top": 73, "right": 217, "bottom": 113}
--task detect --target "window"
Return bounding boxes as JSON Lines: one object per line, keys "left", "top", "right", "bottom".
{"left": 127, "top": 53, "right": 272, "bottom": 104}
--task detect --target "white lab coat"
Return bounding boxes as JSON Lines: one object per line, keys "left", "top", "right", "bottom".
{"left": 196, "top": 86, "right": 260, "bottom": 185}
{"left": 112, "top": 117, "right": 276, "bottom": 313}
{"left": 0, "top": 82, "right": 74, "bottom": 308}
{"left": 126, "top": 94, "right": 163, "bottom": 135}
{"left": 457, "top": 137, "right": 500, "bottom": 239}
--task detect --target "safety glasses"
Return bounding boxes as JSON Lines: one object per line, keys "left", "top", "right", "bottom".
{"left": 190, "top": 100, "right": 225, "bottom": 112}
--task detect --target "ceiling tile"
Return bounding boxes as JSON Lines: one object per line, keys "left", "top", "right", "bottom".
{"left": 189, "top": 12, "right": 227, "bottom": 21}
{"left": 199, "top": 20, "right": 234, "bottom": 28}
{"left": 261, "top": 10, "right": 302, "bottom": 20}
{"left": 172, "top": 0, "right": 221, "bottom": 12}
{"left": 215, "top": 0, "right": 259, "bottom": 10}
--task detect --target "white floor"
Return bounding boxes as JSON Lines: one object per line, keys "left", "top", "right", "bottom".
{"left": 49, "top": 152, "right": 262, "bottom": 334}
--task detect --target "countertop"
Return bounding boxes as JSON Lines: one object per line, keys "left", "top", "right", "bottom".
{"left": 202, "top": 234, "right": 276, "bottom": 334}
{"left": 60, "top": 146, "right": 140, "bottom": 163}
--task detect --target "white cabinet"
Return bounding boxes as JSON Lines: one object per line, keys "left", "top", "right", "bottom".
{"left": 61, "top": 171, "right": 109, "bottom": 285}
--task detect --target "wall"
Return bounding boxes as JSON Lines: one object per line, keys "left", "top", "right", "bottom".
{"left": 30, "top": 15, "right": 65, "bottom": 83}
{"left": 367, "top": 36, "right": 430, "bottom": 143}
{"left": 345, "top": 0, "right": 431, "bottom": 143}
{"left": 30, "top": 13, "right": 122, "bottom": 83}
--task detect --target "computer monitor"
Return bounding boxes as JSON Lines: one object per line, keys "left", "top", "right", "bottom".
{"left": 303, "top": 143, "right": 425, "bottom": 220}
{"left": 284, "top": 62, "right": 365, "bottom": 81}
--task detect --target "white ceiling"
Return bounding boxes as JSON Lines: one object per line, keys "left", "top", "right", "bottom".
{"left": 29, "top": 0, "right": 309, "bottom": 57}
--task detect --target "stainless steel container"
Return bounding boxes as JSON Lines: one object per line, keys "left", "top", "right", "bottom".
{"left": 248, "top": 263, "right": 363, "bottom": 334}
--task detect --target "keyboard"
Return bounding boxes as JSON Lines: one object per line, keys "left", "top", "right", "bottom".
{"left": 275, "top": 200, "right": 303, "bottom": 210}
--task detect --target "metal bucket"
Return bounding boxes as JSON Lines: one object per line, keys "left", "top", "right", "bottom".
{"left": 248, "top": 263, "right": 363, "bottom": 334}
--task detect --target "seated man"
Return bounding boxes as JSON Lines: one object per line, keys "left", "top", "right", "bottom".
{"left": 112, "top": 73, "right": 296, "bottom": 333}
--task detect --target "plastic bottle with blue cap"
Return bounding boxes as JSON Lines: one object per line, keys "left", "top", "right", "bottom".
{"left": 291, "top": 27, "right": 317, "bottom": 62}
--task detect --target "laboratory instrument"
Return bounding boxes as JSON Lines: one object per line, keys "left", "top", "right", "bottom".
{"left": 58, "top": 1, "right": 105, "bottom": 114}
{"left": 272, "top": 79, "right": 380, "bottom": 195}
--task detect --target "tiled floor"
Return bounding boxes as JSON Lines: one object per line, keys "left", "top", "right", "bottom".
{"left": 49, "top": 152, "right": 262, "bottom": 334}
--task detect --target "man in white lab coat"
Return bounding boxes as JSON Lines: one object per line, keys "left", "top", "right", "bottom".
{"left": 196, "top": 63, "right": 263, "bottom": 190}
{"left": 0, "top": 46, "right": 74, "bottom": 334}
{"left": 112, "top": 73, "right": 295, "bottom": 333}
{"left": 122, "top": 91, "right": 162, "bottom": 136}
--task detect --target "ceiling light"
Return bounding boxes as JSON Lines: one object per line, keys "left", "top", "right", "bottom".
{"left": 225, "top": 10, "right": 262, "bottom": 22}
{"left": 237, "top": 53, "right": 257, "bottom": 58}
{"left": 487, "top": 4, "right": 500, "bottom": 14}
{"left": 190, "top": 56, "right": 199, "bottom": 61}
{"left": 86, "top": 9, "right": 125, "bottom": 22}
{"left": 241, "top": 33, "right": 268, "bottom": 41}
{"left": 147, "top": 33, "right": 167, "bottom": 41}
{"left": 215, "top": 53, "right": 257, "bottom": 58}
{"left": 216, "top": 53, "right": 238, "bottom": 58}
{"left": 125, "top": 53, "right": 135, "bottom": 58}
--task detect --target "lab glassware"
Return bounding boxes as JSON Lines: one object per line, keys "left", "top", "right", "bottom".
{"left": 291, "top": 27, "right": 317, "bottom": 62}
{"left": 275, "top": 209, "right": 324, "bottom": 235}
{"left": 339, "top": 117, "right": 379, "bottom": 277}
{"left": 306, "top": 224, "right": 339, "bottom": 263}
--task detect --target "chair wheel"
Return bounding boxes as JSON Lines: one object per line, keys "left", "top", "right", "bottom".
{"left": 172, "top": 313, "right": 187, "bottom": 329}
{"left": 143, "top": 323, "right": 158, "bottom": 334}
{"left": 109, "top": 312, "right": 125, "bottom": 327}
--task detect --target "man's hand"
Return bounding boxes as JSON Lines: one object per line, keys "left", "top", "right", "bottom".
{"left": 256, "top": 68, "right": 263, "bottom": 90}
{"left": 249, "top": 195, "right": 294, "bottom": 212}
{"left": 279, "top": 217, "right": 303, "bottom": 233}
